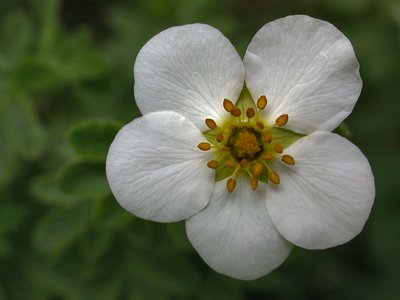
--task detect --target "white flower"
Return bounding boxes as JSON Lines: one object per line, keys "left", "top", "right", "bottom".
{"left": 106, "top": 15, "right": 375, "bottom": 280}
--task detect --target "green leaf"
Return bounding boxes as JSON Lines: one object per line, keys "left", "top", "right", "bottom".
{"left": 12, "top": 56, "right": 59, "bottom": 93}
{"left": 28, "top": 260, "right": 78, "bottom": 296}
{"left": 67, "top": 119, "right": 122, "bottom": 160}
{"left": 29, "top": 172, "right": 80, "bottom": 206}
{"left": 0, "top": 9, "right": 32, "bottom": 65}
{"left": 58, "top": 160, "right": 109, "bottom": 198}
{"left": 79, "top": 228, "right": 113, "bottom": 263}
{"left": 0, "top": 201, "right": 28, "bottom": 235}
{"left": 33, "top": 201, "right": 92, "bottom": 253}
{"left": 0, "top": 93, "right": 44, "bottom": 185}
{"left": 91, "top": 194, "right": 133, "bottom": 230}
{"left": 0, "top": 93, "right": 44, "bottom": 159}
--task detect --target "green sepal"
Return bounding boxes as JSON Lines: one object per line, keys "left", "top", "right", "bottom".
{"left": 234, "top": 84, "right": 256, "bottom": 112}
{"left": 269, "top": 127, "right": 304, "bottom": 148}
{"left": 215, "top": 157, "right": 234, "bottom": 181}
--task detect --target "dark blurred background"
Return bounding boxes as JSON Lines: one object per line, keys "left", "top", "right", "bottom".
{"left": 0, "top": 0, "right": 399, "bottom": 299}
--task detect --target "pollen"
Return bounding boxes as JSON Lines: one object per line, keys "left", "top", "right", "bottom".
{"left": 251, "top": 176, "right": 258, "bottom": 191}
{"left": 205, "top": 118, "right": 217, "bottom": 129}
{"left": 226, "top": 159, "right": 235, "bottom": 168}
{"left": 246, "top": 108, "right": 255, "bottom": 118}
{"left": 207, "top": 160, "right": 220, "bottom": 169}
{"left": 263, "top": 152, "right": 273, "bottom": 160}
{"left": 257, "top": 95, "right": 268, "bottom": 110}
{"left": 282, "top": 154, "right": 295, "bottom": 165}
{"left": 252, "top": 163, "right": 264, "bottom": 177}
{"left": 216, "top": 133, "right": 224, "bottom": 143}
{"left": 276, "top": 114, "right": 289, "bottom": 126}
{"left": 230, "top": 107, "right": 242, "bottom": 117}
{"left": 268, "top": 171, "right": 280, "bottom": 185}
{"left": 227, "top": 178, "right": 236, "bottom": 193}
{"left": 264, "top": 133, "right": 272, "bottom": 144}
{"left": 198, "top": 142, "right": 211, "bottom": 151}
{"left": 274, "top": 143, "right": 283, "bottom": 153}
{"left": 223, "top": 98, "right": 235, "bottom": 112}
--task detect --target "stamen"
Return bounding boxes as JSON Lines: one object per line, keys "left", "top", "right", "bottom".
{"left": 226, "top": 159, "right": 235, "bottom": 168}
{"left": 216, "top": 133, "right": 224, "bottom": 143}
{"left": 263, "top": 152, "right": 273, "bottom": 160}
{"left": 207, "top": 160, "right": 219, "bottom": 169}
{"left": 227, "top": 178, "right": 236, "bottom": 193}
{"left": 257, "top": 95, "right": 268, "bottom": 110}
{"left": 282, "top": 154, "right": 295, "bottom": 165}
{"left": 205, "top": 118, "right": 217, "bottom": 129}
{"left": 251, "top": 176, "right": 258, "bottom": 191}
{"left": 198, "top": 142, "right": 211, "bottom": 151}
{"left": 275, "top": 114, "right": 289, "bottom": 126}
{"left": 240, "top": 159, "right": 248, "bottom": 168}
{"left": 263, "top": 133, "right": 272, "bottom": 144}
{"left": 256, "top": 121, "right": 264, "bottom": 130}
{"left": 223, "top": 99, "right": 235, "bottom": 112}
{"left": 274, "top": 144, "right": 283, "bottom": 153}
{"left": 246, "top": 108, "right": 255, "bottom": 119}
{"left": 252, "top": 163, "right": 264, "bottom": 177}
{"left": 222, "top": 146, "right": 231, "bottom": 152}
{"left": 268, "top": 171, "right": 280, "bottom": 184}
{"left": 230, "top": 107, "right": 241, "bottom": 117}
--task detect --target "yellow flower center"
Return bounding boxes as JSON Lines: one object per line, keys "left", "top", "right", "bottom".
{"left": 230, "top": 128, "right": 262, "bottom": 160}
{"left": 198, "top": 94, "right": 298, "bottom": 193}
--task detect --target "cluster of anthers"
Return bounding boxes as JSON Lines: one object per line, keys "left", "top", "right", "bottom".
{"left": 197, "top": 95, "right": 296, "bottom": 193}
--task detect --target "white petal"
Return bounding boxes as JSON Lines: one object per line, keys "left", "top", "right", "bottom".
{"left": 244, "top": 15, "right": 362, "bottom": 134}
{"left": 134, "top": 24, "right": 244, "bottom": 131}
{"left": 106, "top": 111, "right": 215, "bottom": 222}
{"left": 266, "top": 132, "right": 375, "bottom": 249}
{"left": 186, "top": 178, "right": 293, "bottom": 280}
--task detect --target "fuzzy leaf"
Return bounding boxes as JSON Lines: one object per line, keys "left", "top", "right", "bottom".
{"left": 33, "top": 201, "right": 91, "bottom": 253}
{"left": 67, "top": 119, "right": 121, "bottom": 160}
{"left": 58, "top": 160, "right": 109, "bottom": 198}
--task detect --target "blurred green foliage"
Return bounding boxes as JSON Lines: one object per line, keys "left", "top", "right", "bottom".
{"left": 0, "top": 0, "right": 399, "bottom": 299}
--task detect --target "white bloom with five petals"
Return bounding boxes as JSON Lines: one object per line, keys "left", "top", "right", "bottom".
{"left": 106, "top": 15, "right": 375, "bottom": 280}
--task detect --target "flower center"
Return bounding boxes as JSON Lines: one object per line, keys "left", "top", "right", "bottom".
{"left": 229, "top": 127, "right": 262, "bottom": 161}
{"left": 198, "top": 93, "right": 299, "bottom": 193}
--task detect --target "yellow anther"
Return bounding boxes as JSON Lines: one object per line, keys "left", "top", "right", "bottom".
{"left": 240, "top": 159, "right": 249, "bottom": 168}
{"left": 282, "top": 154, "right": 295, "bottom": 165}
{"left": 227, "top": 178, "right": 236, "bottom": 193}
{"left": 251, "top": 176, "right": 258, "bottom": 191}
{"left": 230, "top": 107, "right": 241, "bottom": 117}
{"left": 207, "top": 160, "right": 220, "bottom": 169}
{"left": 246, "top": 108, "right": 255, "bottom": 119}
{"left": 263, "top": 133, "right": 272, "bottom": 144}
{"left": 198, "top": 142, "right": 211, "bottom": 151}
{"left": 274, "top": 143, "right": 283, "bottom": 153}
{"left": 223, "top": 99, "right": 235, "bottom": 112}
{"left": 226, "top": 159, "right": 235, "bottom": 168}
{"left": 256, "top": 121, "right": 264, "bottom": 130}
{"left": 216, "top": 133, "right": 224, "bottom": 143}
{"left": 268, "top": 171, "right": 280, "bottom": 185}
{"left": 222, "top": 146, "right": 231, "bottom": 152}
{"left": 205, "top": 118, "right": 217, "bottom": 129}
{"left": 252, "top": 163, "right": 264, "bottom": 177}
{"left": 275, "top": 114, "right": 289, "bottom": 126}
{"left": 257, "top": 95, "right": 268, "bottom": 110}
{"left": 263, "top": 152, "right": 273, "bottom": 160}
